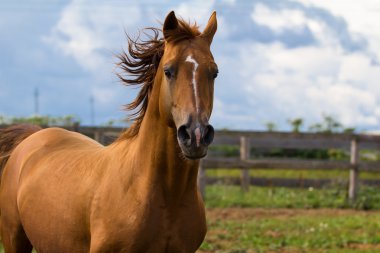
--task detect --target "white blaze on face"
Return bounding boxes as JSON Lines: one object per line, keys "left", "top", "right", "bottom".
{"left": 185, "top": 55, "right": 200, "bottom": 113}
{"left": 194, "top": 127, "right": 201, "bottom": 147}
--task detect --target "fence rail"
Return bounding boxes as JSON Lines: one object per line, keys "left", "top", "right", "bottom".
{"left": 1, "top": 124, "right": 379, "bottom": 201}
{"left": 199, "top": 131, "right": 380, "bottom": 201}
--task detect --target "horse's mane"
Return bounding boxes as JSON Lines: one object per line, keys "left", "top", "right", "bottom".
{"left": 117, "top": 19, "right": 201, "bottom": 140}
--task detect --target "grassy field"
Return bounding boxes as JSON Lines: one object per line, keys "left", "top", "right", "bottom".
{"left": 198, "top": 185, "right": 380, "bottom": 252}
{"left": 2, "top": 185, "right": 380, "bottom": 252}
{"left": 206, "top": 168, "right": 380, "bottom": 180}
{"left": 204, "top": 185, "right": 380, "bottom": 210}
{"left": 198, "top": 208, "right": 380, "bottom": 253}
{"left": 2, "top": 207, "right": 380, "bottom": 253}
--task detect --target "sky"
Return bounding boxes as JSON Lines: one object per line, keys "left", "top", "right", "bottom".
{"left": 1, "top": 0, "right": 380, "bottom": 132}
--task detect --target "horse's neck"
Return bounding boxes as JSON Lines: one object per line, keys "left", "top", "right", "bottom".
{"left": 115, "top": 85, "right": 200, "bottom": 204}
{"left": 138, "top": 115, "right": 199, "bottom": 202}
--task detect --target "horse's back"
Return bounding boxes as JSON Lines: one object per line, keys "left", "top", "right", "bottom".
{"left": 0, "top": 127, "right": 106, "bottom": 252}
{"left": 1, "top": 127, "right": 105, "bottom": 191}
{"left": 23, "top": 127, "right": 103, "bottom": 151}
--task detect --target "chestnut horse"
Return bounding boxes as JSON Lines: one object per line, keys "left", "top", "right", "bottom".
{"left": 0, "top": 11, "right": 218, "bottom": 253}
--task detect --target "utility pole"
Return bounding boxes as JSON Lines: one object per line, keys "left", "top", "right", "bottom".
{"left": 90, "top": 95, "right": 95, "bottom": 126}
{"left": 34, "top": 87, "right": 39, "bottom": 116}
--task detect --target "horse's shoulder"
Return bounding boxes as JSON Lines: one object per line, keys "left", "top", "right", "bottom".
{"left": 27, "top": 127, "right": 103, "bottom": 150}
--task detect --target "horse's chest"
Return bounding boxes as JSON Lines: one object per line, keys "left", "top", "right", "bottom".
{"left": 94, "top": 206, "right": 206, "bottom": 253}
{"left": 147, "top": 211, "right": 205, "bottom": 252}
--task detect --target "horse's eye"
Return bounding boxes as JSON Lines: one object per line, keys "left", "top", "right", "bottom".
{"left": 164, "top": 69, "right": 172, "bottom": 79}
{"left": 213, "top": 70, "right": 219, "bottom": 79}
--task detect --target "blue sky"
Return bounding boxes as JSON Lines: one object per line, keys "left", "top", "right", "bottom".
{"left": 1, "top": 0, "right": 380, "bottom": 132}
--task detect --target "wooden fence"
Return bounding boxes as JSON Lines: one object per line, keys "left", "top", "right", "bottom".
{"left": 62, "top": 126, "right": 380, "bottom": 201}
{"left": 1, "top": 125, "right": 380, "bottom": 201}
{"left": 199, "top": 131, "right": 380, "bottom": 201}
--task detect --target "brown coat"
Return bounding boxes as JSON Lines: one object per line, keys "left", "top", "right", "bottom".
{"left": 0, "top": 11, "right": 217, "bottom": 253}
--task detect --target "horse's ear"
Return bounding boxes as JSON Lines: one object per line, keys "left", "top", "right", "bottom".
{"left": 163, "top": 11, "right": 179, "bottom": 41}
{"left": 201, "top": 11, "right": 217, "bottom": 45}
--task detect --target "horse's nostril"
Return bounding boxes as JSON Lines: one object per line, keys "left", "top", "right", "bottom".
{"left": 177, "top": 125, "right": 191, "bottom": 147}
{"left": 203, "top": 125, "right": 214, "bottom": 146}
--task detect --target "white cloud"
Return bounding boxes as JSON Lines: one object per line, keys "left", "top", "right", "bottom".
{"left": 294, "top": 0, "right": 379, "bottom": 33}
{"left": 376, "top": 107, "right": 380, "bottom": 117}
{"left": 175, "top": 0, "right": 215, "bottom": 26}
{"left": 44, "top": 0, "right": 217, "bottom": 75}
{"left": 205, "top": 1, "right": 380, "bottom": 131}
{"left": 252, "top": 3, "right": 308, "bottom": 34}
{"left": 44, "top": 0, "right": 141, "bottom": 73}
{"left": 307, "top": 84, "right": 378, "bottom": 126}
{"left": 221, "top": 0, "right": 236, "bottom": 5}
{"left": 293, "top": 0, "right": 380, "bottom": 59}
{"left": 251, "top": 3, "right": 342, "bottom": 48}
{"left": 92, "top": 87, "right": 117, "bottom": 105}
{"left": 338, "top": 53, "right": 380, "bottom": 93}
{"left": 212, "top": 97, "right": 257, "bottom": 130}
{"left": 5, "top": 0, "right": 378, "bottom": 130}
{"left": 229, "top": 41, "right": 380, "bottom": 129}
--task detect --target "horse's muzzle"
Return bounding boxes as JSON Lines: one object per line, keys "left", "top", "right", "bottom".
{"left": 177, "top": 123, "right": 214, "bottom": 160}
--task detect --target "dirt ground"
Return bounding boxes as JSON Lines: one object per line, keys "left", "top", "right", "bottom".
{"left": 205, "top": 207, "right": 380, "bottom": 220}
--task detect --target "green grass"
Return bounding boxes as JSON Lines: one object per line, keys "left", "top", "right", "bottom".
{"left": 200, "top": 185, "right": 380, "bottom": 252}
{"left": 3, "top": 185, "right": 380, "bottom": 252}
{"left": 3, "top": 209, "right": 379, "bottom": 253}
{"left": 199, "top": 208, "right": 380, "bottom": 253}
{"left": 205, "top": 168, "right": 380, "bottom": 180}
{"left": 204, "top": 185, "right": 380, "bottom": 210}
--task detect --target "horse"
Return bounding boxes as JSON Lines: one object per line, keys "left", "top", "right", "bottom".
{"left": 0, "top": 11, "right": 218, "bottom": 253}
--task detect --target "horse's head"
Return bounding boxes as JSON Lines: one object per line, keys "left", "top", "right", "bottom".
{"left": 159, "top": 11, "right": 218, "bottom": 160}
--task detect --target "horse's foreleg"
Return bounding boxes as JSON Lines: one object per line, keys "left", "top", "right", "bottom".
{"left": 1, "top": 225, "right": 33, "bottom": 253}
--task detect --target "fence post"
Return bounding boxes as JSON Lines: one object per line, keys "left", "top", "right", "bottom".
{"left": 73, "top": 122, "right": 79, "bottom": 132}
{"left": 349, "top": 137, "right": 359, "bottom": 202}
{"left": 240, "top": 136, "right": 250, "bottom": 191}
{"left": 94, "top": 130, "right": 103, "bottom": 144}
{"left": 198, "top": 160, "right": 206, "bottom": 200}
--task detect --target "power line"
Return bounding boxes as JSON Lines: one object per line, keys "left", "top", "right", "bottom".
{"left": 34, "top": 87, "right": 39, "bottom": 116}
{"left": 90, "top": 95, "right": 95, "bottom": 126}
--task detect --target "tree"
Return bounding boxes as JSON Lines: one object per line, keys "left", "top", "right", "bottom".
{"left": 308, "top": 114, "right": 351, "bottom": 133}
{"left": 0, "top": 115, "right": 80, "bottom": 127}
{"left": 323, "top": 115, "right": 342, "bottom": 133}
{"left": 0, "top": 115, "right": 5, "bottom": 124}
{"left": 264, "top": 121, "right": 277, "bottom": 132}
{"left": 287, "top": 118, "right": 303, "bottom": 133}
{"left": 309, "top": 123, "right": 323, "bottom": 133}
